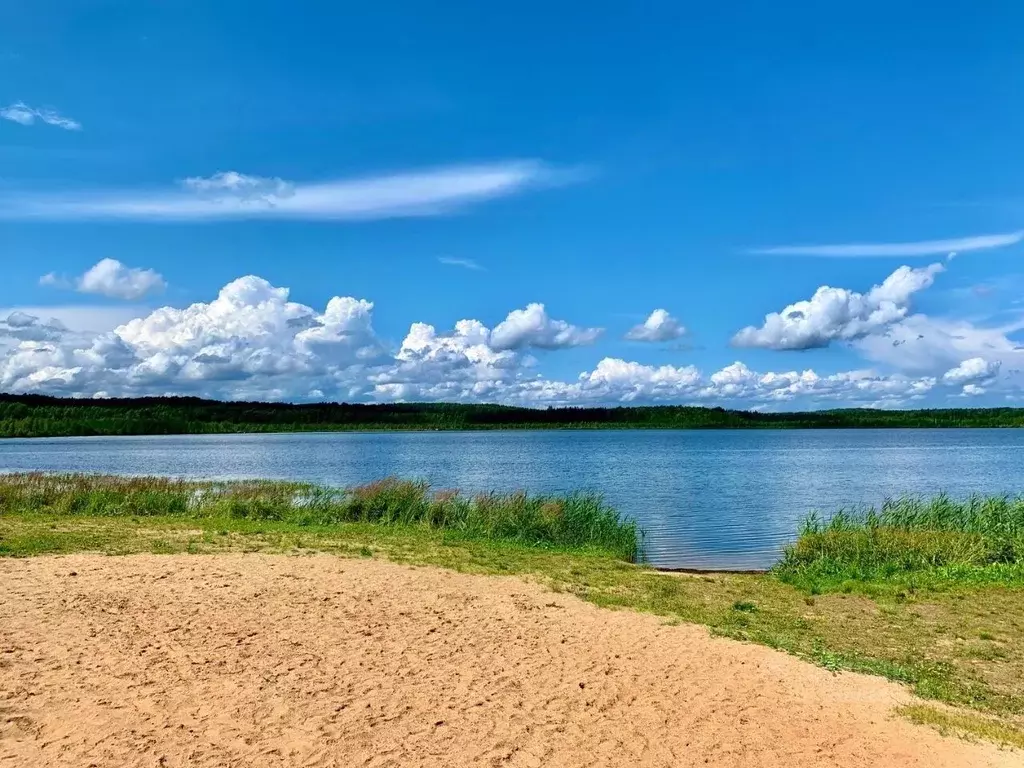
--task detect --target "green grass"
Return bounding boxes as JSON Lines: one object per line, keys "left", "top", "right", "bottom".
{"left": 774, "top": 494, "right": 1024, "bottom": 593}
{"left": 0, "top": 473, "right": 640, "bottom": 562}
{"left": 2, "top": 477, "right": 1023, "bottom": 747}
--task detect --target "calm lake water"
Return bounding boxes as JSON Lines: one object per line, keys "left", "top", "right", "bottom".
{"left": 1, "top": 429, "right": 1022, "bottom": 570}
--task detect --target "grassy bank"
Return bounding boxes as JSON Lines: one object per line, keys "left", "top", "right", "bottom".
{"left": 0, "top": 473, "right": 640, "bottom": 562}
{"left": 776, "top": 495, "right": 1024, "bottom": 592}
{"left": 1, "top": 475, "right": 1022, "bottom": 746}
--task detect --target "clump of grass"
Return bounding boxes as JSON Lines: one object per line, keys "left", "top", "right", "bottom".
{"left": 775, "top": 494, "right": 1024, "bottom": 590}
{"left": 0, "top": 473, "right": 641, "bottom": 561}
{"left": 899, "top": 705, "right": 1024, "bottom": 749}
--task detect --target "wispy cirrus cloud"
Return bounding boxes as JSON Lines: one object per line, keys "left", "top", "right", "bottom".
{"left": 0, "top": 162, "right": 571, "bottom": 222}
{"left": 749, "top": 230, "right": 1024, "bottom": 257}
{"left": 438, "top": 257, "right": 484, "bottom": 271}
{"left": 0, "top": 101, "right": 81, "bottom": 130}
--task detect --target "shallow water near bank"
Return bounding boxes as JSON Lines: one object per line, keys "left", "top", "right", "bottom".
{"left": 2, "top": 428, "right": 1023, "bottom": 569}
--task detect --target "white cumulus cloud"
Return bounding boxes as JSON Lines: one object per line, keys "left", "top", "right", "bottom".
{"left": 0, "top": 312, "right": 67, "bottom": 342}
{"left": 42, "top": 259, "right": 167, "bottom": 301}
{"left": 115, "top": 276, "right": 382, "bottom": 387}
{"left": 576, "top": 358, "right": 702, "bottom": 402}
{"left": 490, "top": 303, "right": 603, "bottom": 351}
{"left": 74, "top": 259, "right": 167, "bottom": 300}
{"left": 39, "top": 272, "right": 70, "bottom": 290}
{"left": 732, "top": 263, "right": 944, "bottom": 350}
{"left": 942, "top": 357, "right": 1001, "bottom": 386}
{"left": 371, "top": 319, "right": 520, "bottom": 402}
{"left": 624, "top": 309, "right": 686, "bottom": 342}
{"left": 0, "top": 276, "right": 387, "bottom": 398}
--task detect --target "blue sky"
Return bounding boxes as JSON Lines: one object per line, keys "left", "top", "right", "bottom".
{"left": 2, "top": 1, "right": 1023, "bottom": 407}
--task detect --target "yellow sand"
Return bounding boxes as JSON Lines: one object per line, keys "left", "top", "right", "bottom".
{"left": 0, "top": 554, "right": 1016, "bottom": 767}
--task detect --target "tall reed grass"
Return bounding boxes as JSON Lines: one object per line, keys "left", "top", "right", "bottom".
{"left": 0, "top": 473, "right": 641, "bottom": 562}
{"left": 776, "top": 494, "right": 1024, "bottom": 585}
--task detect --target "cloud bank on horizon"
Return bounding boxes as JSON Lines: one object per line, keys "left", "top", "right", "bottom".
{"left": 1, "top": 255, "right": 1019, "bottom": 408}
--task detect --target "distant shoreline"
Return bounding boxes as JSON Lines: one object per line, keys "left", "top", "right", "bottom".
{"left": 5, "top": 424, "right": 1024, "bottom": 441}
{"left": 3, "top": 392, "right": 1024, "bottom": 438}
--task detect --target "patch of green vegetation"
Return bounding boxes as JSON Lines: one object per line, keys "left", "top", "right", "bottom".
{"left": 0, "top": 473, "right": 639, "bottom": 562}
{"left": 774, "top": 494, "right": 1024, "bottom": 593}
{"left": 900, "top": 705, "right": 1024, "bottom": 750}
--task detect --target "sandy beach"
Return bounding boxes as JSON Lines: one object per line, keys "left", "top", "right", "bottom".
{"left": 0, "top": 554, "right": 1015, "bottom": 767}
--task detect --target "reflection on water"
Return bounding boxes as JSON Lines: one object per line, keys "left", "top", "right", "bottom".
{"left": 2, "top": 429, "right": 1022, "bottom": 570}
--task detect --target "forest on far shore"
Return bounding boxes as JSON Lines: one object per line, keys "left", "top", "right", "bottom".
{"left": 2, "top": 393, "right": 1024, "bottom": 438}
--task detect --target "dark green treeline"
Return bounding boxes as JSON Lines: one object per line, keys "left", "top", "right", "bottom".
{"left": 2, "top": 393, "right": 1024, "bottom": 438}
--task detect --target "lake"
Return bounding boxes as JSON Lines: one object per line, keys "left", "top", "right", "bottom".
{"left": 1, "top": 428, "right": 1021, "bottom": 570}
